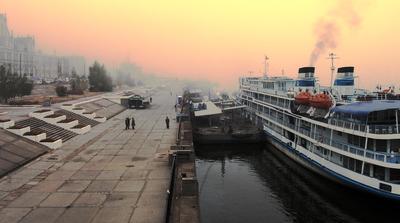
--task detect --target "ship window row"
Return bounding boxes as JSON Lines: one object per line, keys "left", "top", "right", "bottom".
{"left": 246, "top": 100, "right": 400, "bottom": 164}
{"left": 333, "top": 110, "right": 397, "bottom": 124}
{"left": 331, "top": 109, "right": 400, "bottom": 134}
{"left": 263, "top": 82, "right": 274, "bottom": 89}
{"left": 241, "top": 91, "right": 291, "bottom": 110}
{"left": 265, "top": 119, "right": 400, "bottom": 185}
{"left": 260, "top": 81, "right": 288, "bottom": 90}
{"left": 249, "top": 81, "right": 258, "bottom": 85}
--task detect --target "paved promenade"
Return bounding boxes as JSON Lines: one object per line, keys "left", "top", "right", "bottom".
{"left": 0, "top": 91, "right": 177, "bottom": 223}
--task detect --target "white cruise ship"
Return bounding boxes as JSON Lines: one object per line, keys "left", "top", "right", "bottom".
{"left": 239, "top": 65, "right": 400, "bottom": 200}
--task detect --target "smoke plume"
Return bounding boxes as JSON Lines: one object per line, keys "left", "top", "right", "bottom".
{"left": 309, "top": 0, "right": 362, "bottom": 65}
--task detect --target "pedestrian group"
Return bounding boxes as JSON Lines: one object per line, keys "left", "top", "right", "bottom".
{"left": 126, "top": 116, "right": 170, "bottom": 129}
{"left": 125, "top": 117, "right": 135, "bottom": 130}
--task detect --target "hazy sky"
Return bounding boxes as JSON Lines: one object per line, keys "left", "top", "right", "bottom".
{"left": 2, "top": 0, "right": 400, "bottom": 89}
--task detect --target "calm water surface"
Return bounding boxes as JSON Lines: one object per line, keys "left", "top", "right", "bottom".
{"left": 195, "top": 144, "right": 400, "bottom": 223}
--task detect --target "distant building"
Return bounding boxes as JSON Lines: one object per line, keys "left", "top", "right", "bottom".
{"left": 0, "top": 13, "right": 86, "bottom": 82}
{"left": 63, "top": 55, "right": 86, "bottom": 76}
{"left": 13, "top": 36, "right": 35, "bottom": 76}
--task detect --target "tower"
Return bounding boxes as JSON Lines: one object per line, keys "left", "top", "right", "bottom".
{"left": 0, "top": 14, "right": 10, "bottom": 39}
{"left": 264, "top": 55, "right": 269, "bottom": 78}
{"left": 0, "top": 14, "right": 11, "bottom": 70}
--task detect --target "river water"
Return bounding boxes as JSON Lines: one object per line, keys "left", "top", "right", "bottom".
{"left": 195, "top": 144, "right": 400, "bottom": 223}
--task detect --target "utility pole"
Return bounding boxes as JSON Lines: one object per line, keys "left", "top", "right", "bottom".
{"left": 19, "top": 52, "right": 22, "bottom": 76}
{"left": 327, "top": 53, "right": 339, "bottom": 89}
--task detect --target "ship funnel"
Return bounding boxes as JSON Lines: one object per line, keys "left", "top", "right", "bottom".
{"left": 337, "top": 66, "right": 354, "bottom": 77}
{"left": 334, "top": 66, "right": 355, "bottom": 97}
{"left": 296, "top": 66, "right": 316, "bottom": 88}
{"left": 298, "top": 67, "right": 315, "bottom": 79}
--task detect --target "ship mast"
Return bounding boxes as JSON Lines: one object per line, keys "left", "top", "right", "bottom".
{"left": 327, "top": 53, "right": 339, "bottom": 90}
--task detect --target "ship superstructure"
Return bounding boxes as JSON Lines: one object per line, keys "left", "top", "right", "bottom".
{"left": 239, "top": 64, "right": 400, "bottom": 200}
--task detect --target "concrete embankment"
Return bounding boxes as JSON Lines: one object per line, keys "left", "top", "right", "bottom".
{"left": 167, "top": 101, "right": 200, "bottom": 223}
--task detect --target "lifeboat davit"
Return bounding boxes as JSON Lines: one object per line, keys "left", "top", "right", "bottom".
{"left": 310, "top": 93, "right": 332, "bottom": 109}
{"left": 295, "top": 91, "right": 312, "bottom": 105}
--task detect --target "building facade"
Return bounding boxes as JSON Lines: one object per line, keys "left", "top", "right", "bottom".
{"left": 0, "top": 14, "right": 86, "bottom": 82}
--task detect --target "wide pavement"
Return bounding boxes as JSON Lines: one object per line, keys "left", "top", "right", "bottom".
{"left": 0, "top": 90, "right": 177, "bottom": 223}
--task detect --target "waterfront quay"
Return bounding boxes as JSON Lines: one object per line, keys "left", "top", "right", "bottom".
{"left": 0, "top": 91, "right": 177, "bottom": 223}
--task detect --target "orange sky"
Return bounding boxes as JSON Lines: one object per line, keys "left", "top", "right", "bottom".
{"left": 2, "top": 0, "right": 400, "bottom": 89}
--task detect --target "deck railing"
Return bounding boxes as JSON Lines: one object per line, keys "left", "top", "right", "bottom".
{"left": 368, "top": 124, "right": 399, "bottom": 135}
{"left": 243, "top": 93, "right": 400, "bottom": 135}
{"left": 331, "top": 140, "right": 400, "bottom": 164}
{"left": 252, "top": 98, "right": 290, "bottom": 110}
{"left": 250, "top": 108, "right": 400, "bottom": 164}
{"left": 329, "top": 119, "right": 367, "bottom": 132}
{"left": 330, "top": 118, "right": 400, "bottom": 134}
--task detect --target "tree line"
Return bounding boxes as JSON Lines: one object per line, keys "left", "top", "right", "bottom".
{"left": 88, "top": 61, "right": 113, "bottom": 92}
{"left": 0, "top": 65, "right": 33, "bottom": 103}
{"left": 0, "top": 61, "right": 115, "bottom": 102}
{"left": 56, "top": 61, "right": 114, "bottom": 96}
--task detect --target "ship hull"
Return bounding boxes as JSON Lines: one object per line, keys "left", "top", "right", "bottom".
{"left": 264, "top": 130, "right": 400, "bottom": 201}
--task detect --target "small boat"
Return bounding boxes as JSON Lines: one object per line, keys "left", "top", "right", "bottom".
{"left": 295, "top": 91, "right": 312, "bottom": 105}
{"left": 309, "top": 93, "right": 332, "bottom": 109}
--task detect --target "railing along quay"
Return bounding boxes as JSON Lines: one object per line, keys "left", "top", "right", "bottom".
{"left": 166, "top": 99, "right": 200, "bottom": 223}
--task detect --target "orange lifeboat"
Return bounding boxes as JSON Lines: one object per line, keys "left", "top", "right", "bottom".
{"left": 309, "top": 93, "right": 332, "bottom": 109}
{"left": 295, "top": 91, "right": 312, "bottom": 105}
{"left": 383, "top": 87, "right": 393, "bottom": 94}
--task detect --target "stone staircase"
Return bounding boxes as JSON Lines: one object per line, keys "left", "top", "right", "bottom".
{"left": 0, "top": 98, "right": 125, "bottom": 150}
{"left": 77, "top": 98, "right": 126, "bottom": 119}
{"left": 16, "top": 118, "right": 78, "bottom": 142}
{"left": 54, "top": 109, "right": 100, "bottom": 127}
{"left": 29, "top": 109, "right": 92, "bottom": 134}
{"left": 0, "top": 106, "right": 101, "bottom": 149}
{"left": 61, "top": 103, "right": 106, "bottom": 122}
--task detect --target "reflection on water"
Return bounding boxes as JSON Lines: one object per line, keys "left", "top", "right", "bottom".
{"left": 195, "top": 144, "right": 400, "bottom": 223}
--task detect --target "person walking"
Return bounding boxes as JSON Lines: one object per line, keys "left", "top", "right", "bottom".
{"left": 150, "top": 97, "right": 152, "bottom": 103}
{"left": 125, "top": 117, "right": 130, "bottom": 130}
{"left": 131, "top": 117, "right": 135, "bottom": 130}
{"left": 165, "top": 116, "right": 170, "bottom": 129}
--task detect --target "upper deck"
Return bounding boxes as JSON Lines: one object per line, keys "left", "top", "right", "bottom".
{"left": 239, "top": 76, "right": 400, "bottom": 137}
{"left": 240, "top": 76, "right": 296, "bottom": 98}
